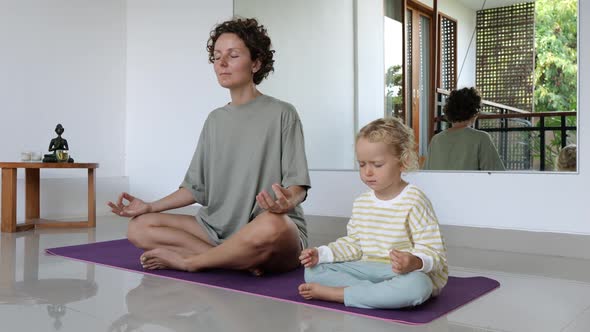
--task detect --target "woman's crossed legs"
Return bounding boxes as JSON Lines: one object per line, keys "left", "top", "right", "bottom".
{"left": 127, "top": 211, "right": 302, "bottom": 274}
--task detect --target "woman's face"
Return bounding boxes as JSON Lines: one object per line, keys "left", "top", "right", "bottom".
{"left": 213, "top": 33, "right": 260, "bottom": 89}
{"left": 213, "top": 33, "right": 261, "bottom": 90}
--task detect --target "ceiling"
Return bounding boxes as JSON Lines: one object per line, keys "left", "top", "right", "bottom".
{"left": 454, "top": 0, "right": 532, "bottom": 11}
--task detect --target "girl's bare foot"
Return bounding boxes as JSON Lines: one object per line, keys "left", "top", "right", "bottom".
{"left": 298, "top": 283, "right": 345, "bottom": 303}
{"left": 140, "top": 248, "right": 192, "bottom": 271}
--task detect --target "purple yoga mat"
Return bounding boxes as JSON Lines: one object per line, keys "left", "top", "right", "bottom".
{"left": 46, "top": 239, "right": 499, "bottom": 325}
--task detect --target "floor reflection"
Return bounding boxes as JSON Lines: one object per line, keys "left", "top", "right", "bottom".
{"left": 109, "top": 276, "right": 216, "bottom": 332}
{"left": 109, "top": 274, "right": 450, "bottom": 332}
{"left": 0, "top": 232, "right": 98, "bottom": 330}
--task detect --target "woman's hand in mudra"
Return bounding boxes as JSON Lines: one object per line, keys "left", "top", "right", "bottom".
{"left": 256, "top": 183, "right": 295, "bottom": 214}
{"left": 108, "top": 192, "right": 152, "bottom": 218}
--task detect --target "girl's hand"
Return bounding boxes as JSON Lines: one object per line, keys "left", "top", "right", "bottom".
{"left": 299, "top": 248, "right": 319, "bottom": 268}
{"left": 256, "top": 183, "right": 295, "bottom": 214}
{"left": 390, "top": 249, "right": 423, "bottom": 274}
{"left": 108, "top": 192, "right": 152, "bottom": 218}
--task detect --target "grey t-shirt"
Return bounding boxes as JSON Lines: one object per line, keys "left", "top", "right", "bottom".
{"left": 423, "top": 127, "right": 505, "bottom": 171}
{"left": 180, "top": 95, "right": 311, "bottom": 245}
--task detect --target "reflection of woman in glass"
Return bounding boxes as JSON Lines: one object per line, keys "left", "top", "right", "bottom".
{"left": 423, "top": 87, "right": 505, "bottom": 171}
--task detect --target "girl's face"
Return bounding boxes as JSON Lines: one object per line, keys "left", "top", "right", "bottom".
{"left": 212, "top": 33, "right": 261, "bottom": 90}
{"left": 355, "top": 137, "right": 404, "bottom": 199}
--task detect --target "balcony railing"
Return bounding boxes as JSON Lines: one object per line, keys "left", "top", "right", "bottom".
{"left": 435, "top": 89, "right": 577, "bottom": 171}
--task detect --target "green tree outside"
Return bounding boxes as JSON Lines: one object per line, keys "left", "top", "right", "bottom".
{"left": 385, "top": 64, "right": 403, "bottom": 117}
{"left": 534, "top": 0, "right": 577, "bottom": 170}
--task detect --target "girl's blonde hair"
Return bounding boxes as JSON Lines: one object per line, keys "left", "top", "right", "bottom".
{"left": 557, "top": 144, "right": 577, "bottom": 171}
{"left": 356, "top": 117, "right": 419, "bottom": 171}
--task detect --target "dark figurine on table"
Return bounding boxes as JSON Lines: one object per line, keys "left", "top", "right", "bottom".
{"left": 43, "top": 124, "right": 74, "bottom": 163}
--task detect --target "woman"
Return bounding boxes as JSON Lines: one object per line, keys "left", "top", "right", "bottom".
{"left": 108, "top": 18, "right": 311, "bottom": 274}
{"left": 423, "top": 87, "right": 505, "bottom": 171}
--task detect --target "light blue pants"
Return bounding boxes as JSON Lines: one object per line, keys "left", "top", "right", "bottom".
{"left": 304, "top": 261, "right": 432, "bottom": 309}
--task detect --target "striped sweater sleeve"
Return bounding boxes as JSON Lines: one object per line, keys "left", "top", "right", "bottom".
{"left": 406, "top": 191, "right": 448, "bottom": 277}
{"left": 327, "top": 217, "right": 363, "bottom": 262}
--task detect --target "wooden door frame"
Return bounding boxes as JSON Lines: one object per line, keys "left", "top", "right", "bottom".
{"left": 402, "top": 0, "right": 438, "bottom": 153}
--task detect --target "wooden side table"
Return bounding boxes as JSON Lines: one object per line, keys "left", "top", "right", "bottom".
{"left": 1, "top": 162, "right": 99, "bottom": 233}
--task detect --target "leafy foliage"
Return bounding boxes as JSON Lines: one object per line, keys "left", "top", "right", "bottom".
{"left": 534, "top": 0, "right": 577, "bottom": 114}
{"left": 385, "top": 64, "right": 403, "bottom": 116}
{"left": 533, "top": 0, "right": 577, "bottom": 169}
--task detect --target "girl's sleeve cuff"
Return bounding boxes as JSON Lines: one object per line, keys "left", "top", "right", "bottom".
{"left": 413, "top": 253, "right": 433, "bottom": 273}
{"left": 317, "top": 245, "right": 334, "bottom": 264}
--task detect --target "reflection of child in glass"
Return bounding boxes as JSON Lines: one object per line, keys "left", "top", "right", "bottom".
{"left": 423, "top": 87, "right": 505, "bottom": 171}
{"left": 298, "top": 118, "right": 447, "bottom": 309}
{"left": 557, "top": 144, "right": 576, "bottom": 171}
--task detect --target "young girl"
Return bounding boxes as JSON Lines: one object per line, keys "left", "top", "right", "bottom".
{"left": 298, "top": 117, "right": 447, "bottom": 309}
{"left": 557, "top": 144, "right": 577, "bottom": 171}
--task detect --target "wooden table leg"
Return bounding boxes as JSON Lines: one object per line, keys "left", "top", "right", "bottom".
{"left": 88, "top": 168, "right": 96, "bottom": 228}
{"left": 25, "top": 168, "right": 40, "bottom": 224}
{"left": 1, "top": 168, "right": 17, "bottom": 233}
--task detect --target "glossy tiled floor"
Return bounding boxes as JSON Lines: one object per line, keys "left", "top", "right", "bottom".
{"left": 1, "top": 214, "right": 589, "bottom": 332}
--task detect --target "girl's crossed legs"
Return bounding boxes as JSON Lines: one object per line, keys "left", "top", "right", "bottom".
{"left": 300, "top": 261, "right": 432, "bottom": 309}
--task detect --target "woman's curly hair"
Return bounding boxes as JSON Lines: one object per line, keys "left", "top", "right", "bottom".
{"left": 356, "top": 117, "right": 419, "bottom": 172}
{"left": 444, "top": 87, "right": 482, "bottom": 123}
{"left": 207, "top": 18, "right": 275, "bottom": 85}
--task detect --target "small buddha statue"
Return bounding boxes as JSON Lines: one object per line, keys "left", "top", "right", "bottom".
{"left": 43, "top": 124, "right": 74, "bottom": 163}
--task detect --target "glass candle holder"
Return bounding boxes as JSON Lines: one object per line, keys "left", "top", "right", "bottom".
{"left": 31, "top": 152, "right": 42, "bottom": 162}
{"left": 56, "top": 149, "right": 69, "bottom": 162}
{"left": 20, "top": 151, "right": 32, "bottom": 162}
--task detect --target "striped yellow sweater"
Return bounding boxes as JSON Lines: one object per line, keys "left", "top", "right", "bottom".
{"left": 325, "top": 185, "right": 448, "bottom": 295}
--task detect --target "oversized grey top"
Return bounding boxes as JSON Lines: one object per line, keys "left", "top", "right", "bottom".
{"left": 423, "top": 127, "right": 505, "bottom": 171}
{"left": 180, "top": 95, "right": 311, "bottom": 243}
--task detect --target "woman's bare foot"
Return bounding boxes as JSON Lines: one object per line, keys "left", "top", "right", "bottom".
{"left": 248, "top": 267, "right": 264, "bottom": 277}
{"left": 140, "top": 248, "right": 192, "bottom": 271}
{"left": 298, "top": 283, "right": 345, "bottom": 303}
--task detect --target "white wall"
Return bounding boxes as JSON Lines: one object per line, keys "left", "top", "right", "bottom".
{"left": 0, "top": 0, "right": 127, "bottom": 219}
{"left": 304, "top": 1, "right": 589, "bottom": 235}
{"left": 125, "top": 0, "right": 233, "bottom": 201}
{"left": 357, "top": 0, "right": 386, "bottom": 130}
{"left": 440, "top": 0, "right": 477, "bottom": 87}
{"left": 417, "top": 0, "right": 434, "bottom": 7}
{"left": 235, "top": 0, "right": 357, "bottom": 170}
